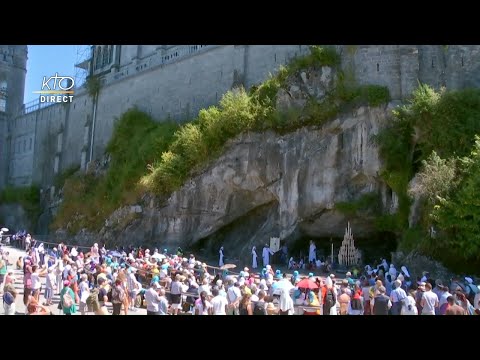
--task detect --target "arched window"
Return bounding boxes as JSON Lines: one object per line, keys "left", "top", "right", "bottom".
{"left": 0, "top": 79, "right": 6, "bottom": 112}
{"left": 96, "top": 46, "right": 102, "bottom": 69}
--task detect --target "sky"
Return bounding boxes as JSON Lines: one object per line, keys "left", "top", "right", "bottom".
{"left": 24, "top": 45, "right": 90, "bottom": 104}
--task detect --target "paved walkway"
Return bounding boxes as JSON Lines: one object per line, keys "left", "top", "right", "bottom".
{"left": 0, "top": 246, "right": 147, "bottom": 315}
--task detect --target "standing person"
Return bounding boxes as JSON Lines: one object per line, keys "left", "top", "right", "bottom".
{"left": 238, "top": 293, "right": 253, "bottom": 315}
{"left": 438, "top": 285, "right": 452, "bottom": 315}
{"left": 278, "top": 288, "right": 294, "bottom": 315}
{"left": 60, "top": 280, "right": 76, "bottom": 315}
{"left": 44, "top": 268, "right": 56, "bottom": 306}
{"left": 78, "top": 274, "right": 90, "bottom": 315}
{"left": 253, "top": 290, "right": 268, "bottom": 315}
{"left": 127, "top": 268, "right": 141, "bottom": 311}
{"left": 38, "top": 243, "right": 45, "bottom": 266}
{"left": 195, "top": 291, "right": 213, "bottom": 315}
{"left": 70, "top": 246, "right": 78, "bottom": 261}
{"left": 96, "top": 278, "right": 109, "bottom": 315}
{"left": 90, "top": 243, "right": 100, "bottom": 262}
{"left": 170, "top": 274, "right": 184, "bottom": 315}
{"left": 111, "top": 279, "right": 126, "bottom": 315}
{"left": 2, "top": 283, "right": 17, "bottom": 315}
{"left": 308, "top": 240, "right": 316, "bottom": 264}
{"left": 227, "top": 281, "right": 241, "bottom": 315}
{"left": 211, "top": 287, "right": 228, "bottom": 315}
{"left": 371, "top": 286, "right": 392, "bottom": 315}
{"left": 144, "top": 283, "right": 162, "bottom": 315}
{"left": 23, "top": 261, "right": 33, "bottom": 308}
{"left": 251, "top": 246, "right": 258, "bottom": 269}
{"left": 390, "top": 279, "right": 407, "bottom": 315}
{"left": 420, "top": 282, "right": 439, "bottom": 315}
{"left": 219, "top": 246, "right": 224, "bottom": 267}
{"left": 262, "top": 244, "right": 274, "bottom": 267}
{"left": 401, "top": 289, "right": 418, "bottom": 315}
{"left": 445, "top": 296, "right": 466, "bottom": 315}
{"left": 0, "top": 255, "right": 6, "bottom": 292}
{"left": 55, "top": 258, "right": 64, "bottom": 295}
{"left": 31, "top": 265, "right": 42, "bottom": 302}
{"left": 415, "top": 282, "right": 426, "bottom": 314}
{"left": 338, "top": 287, "right": 351, "bottom": 315}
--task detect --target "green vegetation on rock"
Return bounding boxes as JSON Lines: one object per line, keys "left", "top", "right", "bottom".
{"left": 53, "top": 46, "right": 390, "bottom": 236}
{"left": 141, "top": 46, "right": 389, "bottom": 195}
{"left": 376, "top": 84, "right": 480, "bottom": 272}
{"left": 52, "top": 109, "right": 178, "bottom": 234}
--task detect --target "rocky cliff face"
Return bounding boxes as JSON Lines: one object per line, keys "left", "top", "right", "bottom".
{"left": 67, "top": 104, "right": 395, "bottom": 260}
{"left": 0, "top": 204, "right": 31, "bottom": 232}
{"left": 56, "top": 66, "right": 397, "bottom": 262}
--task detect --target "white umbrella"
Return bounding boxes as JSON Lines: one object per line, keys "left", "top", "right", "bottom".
{"left": 274, "top": 279, "right": 295, "bottom": 296}
{"left": 151, "top": 253, "right": 165, "bottom": 260}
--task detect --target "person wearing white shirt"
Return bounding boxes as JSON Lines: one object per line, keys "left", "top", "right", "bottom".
{"left": 44, "top": 268, "right": 56, "bottom": 306}
{"left": 198, "top": 278, "right": 211, "bottom": 297}
{"left": 70, "top": 246, "right": 78, "bottom": 260}
{"left": 195, "top": 291, "right": 213, "bottom": 315}
{"left": 211, "top": 288, "right": 228, "bottom": 315}
{"left": 127, "top": 269, "right": 141, "bottom": 311}
{"left": 30, "top": 265, "right": 42, "bottom": 301}
{"left": 144, "top": 285, "right": 165, "bottom": 315}
{"left": 79, "top": 274, "right": 90, "bottom": 315}
{"left": 390, "top": 280, "right": 407, "bottom": 315}
{"left": 227, "top": 281, "right": 241, "bottom": 315}
{"left": 421, "top": 282, "right": 439, "bottom": 315}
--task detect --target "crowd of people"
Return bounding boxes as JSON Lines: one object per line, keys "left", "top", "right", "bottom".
{"left": 1, "top": 233, "right": 479, "bottom": 315}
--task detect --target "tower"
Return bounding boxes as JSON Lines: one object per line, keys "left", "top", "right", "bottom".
{"left": 0, "top": 45, "right": 28, "bottom": 189}
{"left": 0, "top": 45, "right": 28, "bottom": 115}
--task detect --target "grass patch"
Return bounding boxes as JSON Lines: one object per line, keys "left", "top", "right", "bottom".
{"left": 52, "top": 109, "right": 178, "bottom": 234}
{"left": 54, "top": 165, "right": 80, "bottom": 190}
{"left": 376, "top": 84, "right": 480, "bottom": 271}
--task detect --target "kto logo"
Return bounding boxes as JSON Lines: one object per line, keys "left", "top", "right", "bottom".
{"left": 33, "top": 73, "right": 75, "bottom": 103}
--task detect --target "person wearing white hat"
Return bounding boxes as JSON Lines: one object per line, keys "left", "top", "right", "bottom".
{"left": 243, "top": 267, "right": 250, "bottom": 278}
{"left": 388, "top": 264, "right": 397, "bottom": 280}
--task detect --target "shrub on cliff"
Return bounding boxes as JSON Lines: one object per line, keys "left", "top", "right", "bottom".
{"left": 377, "top": 85, "right": 480, "bottom": 272}
{"left": 52, "top": 109, "right": 178, "bottom": 233}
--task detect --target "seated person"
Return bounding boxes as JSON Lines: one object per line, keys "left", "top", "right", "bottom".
{"left": 16, "top": 256, "right": 23, "bottom": 270}
{"left": 27, "top": 298, "right": 51, "bottom": 315}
